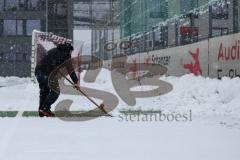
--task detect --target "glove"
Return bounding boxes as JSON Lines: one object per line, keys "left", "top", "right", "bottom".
{"left": 73, "top": 84, "right": 80, "bottom": 90}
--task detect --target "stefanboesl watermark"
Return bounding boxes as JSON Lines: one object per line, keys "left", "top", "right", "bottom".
{"left": 118, "top": 110, "right": 193, "bottom": 122}
{"left": 48, "top": 54, "right": 173, "bottom": 121}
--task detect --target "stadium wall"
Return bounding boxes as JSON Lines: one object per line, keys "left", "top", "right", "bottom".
{"left": 103, "top": 32, "right": 240, "bottom": 79}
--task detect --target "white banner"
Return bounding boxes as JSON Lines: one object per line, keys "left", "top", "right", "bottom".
{"left": 209, "top": 33, "right": 240, "bottom": 78}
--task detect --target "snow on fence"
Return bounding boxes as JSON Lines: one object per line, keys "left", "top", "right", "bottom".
{"left": 105, "top": 32, "right": 240, "bottom": 79}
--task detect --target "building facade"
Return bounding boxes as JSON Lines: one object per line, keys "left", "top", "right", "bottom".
{"left": 120, "top": 0, "right": 168, "bottom": 38}
{"left": 115, "top": 0, "right": 240, "bottom": 56}
{"left": 0, "top": 0, "right": 73, "bottom": 77}
{"left": 120, "top": 0, "right": 213, "bottom": 38}
{"left": 74, "top": 0, "right": 120, "bottom": 60}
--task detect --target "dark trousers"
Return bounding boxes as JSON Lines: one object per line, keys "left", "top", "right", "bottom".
{"left": 35, "top": 70, "right": 60, "bottom": 110}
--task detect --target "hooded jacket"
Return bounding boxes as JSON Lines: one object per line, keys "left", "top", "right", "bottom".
{"left": 35, "top": 44, "right": 78, "bottom": 84}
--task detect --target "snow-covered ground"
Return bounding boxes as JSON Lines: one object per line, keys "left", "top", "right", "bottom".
{"left": 0, "top": 69, "right": 240, "bottom": 160}
{"left": 0, "top": 118, "right": 240, "bottom": 160}
{"left": 0, "top": 69, "right": 240, "bottom": 128}
{"left": 0, "top": 77, "right": 31, "bottom": 88}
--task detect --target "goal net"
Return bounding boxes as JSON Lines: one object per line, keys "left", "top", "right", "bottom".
{"left": 31, "top": 30, "right": 84, "bottom": 83}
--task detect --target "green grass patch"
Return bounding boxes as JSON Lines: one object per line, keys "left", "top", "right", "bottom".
{"left": 22, "top": 111, "right": 109, "bottom": 118}
{"left": 22, "top": 111, "right": 39, "bottom": 117}
{"left": 0, "top": 111, "right": 18, "bottom": 117}
{"left": 55, "top": 111, "right": 110, "bottom": 117}
{"left": 0, "top": 110, "right": 163, "bottom": 118}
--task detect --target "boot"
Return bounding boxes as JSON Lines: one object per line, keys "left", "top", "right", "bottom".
{"left": 38, "top": 107, "right": 55, "bottom": 117}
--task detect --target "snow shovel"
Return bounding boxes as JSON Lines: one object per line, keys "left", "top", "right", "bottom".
{"left": 59, "top": 71, "right": 113, "bottom": 117}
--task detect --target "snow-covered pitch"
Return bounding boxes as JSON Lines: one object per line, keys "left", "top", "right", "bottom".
{"left": 0, "top": 69, "right": 240, "bottom": 160}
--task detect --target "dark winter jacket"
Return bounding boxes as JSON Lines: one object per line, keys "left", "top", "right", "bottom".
{"left": 35, "top": 47, "right": 78, "bottom": 84}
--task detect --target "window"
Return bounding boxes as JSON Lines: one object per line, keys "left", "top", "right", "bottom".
{"left": 180, "top": 26, "right": 199, "bottom": 45}
{"left": 16, "top": 53, "right": 23, "bottom": 61}
{"left": 149, "top": 0, "right": 168, "bottom": 20}
{"left": 3, "top": 20, "right": 16, "bottom": 36}
{"left": 180, "top": 0, "right": 197, "bottom": 14}
{"left": 0, "top": 0, "right": 4, "bottom": 11}
{"left": 50, "top": 2, "right": 67, "bottom": 17}
{"left": 26, "top": 0, "right": 42, "bottom": 11}
{"left": 19, "top": 0, "right": 26, "bottom": 10}
{"left": 1, "top": 19, "right": 41, "bottom": 36}
{"left": 17, "top": 20, "right": 23, "bottom": 35}
{"left": 5, "top": 0, "right": 18, "bottom": 11}
{"left": 0, "top": 20, "right": 3, "bottom": 36}
{"left": 5, "top": 52, "right": 16, "bottom": 62}
{"left": 26, "top": 20, "right": 41, "bottom": 35}
{"left": 0, "top": 53, "right": 3, "bottom": 62}
{"left": 212, "top": 27, "right": 229, "bottom": 37}
{"left": 153, "top": 26, "right": 168, "bottom": 49}
{"left": 3, "top": 0, "right": 43, "bottom": 11}
{"left": 23, "top": 53, "right": 30, "bottom": 61}
{"left": 211, "top": 0, "right": 229, "bottom": 19}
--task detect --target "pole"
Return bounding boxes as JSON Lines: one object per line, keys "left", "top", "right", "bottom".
{"left": 46, "top": 0, "right": 48, "bottom": 32}
{"left": 233, "top": 0, "right": 239, "bottom": 33}
{"left": 209, "top": 5, "right": 212, "bottom": 38}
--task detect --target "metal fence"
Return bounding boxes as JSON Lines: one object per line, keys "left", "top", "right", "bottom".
{"left": 92, "top": 0, "right": 240, "bottom": 60}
